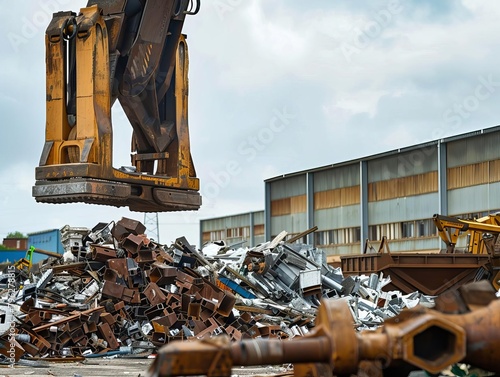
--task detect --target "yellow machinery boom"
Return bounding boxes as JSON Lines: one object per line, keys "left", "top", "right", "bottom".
{"left": 14, "top": 245, "right": 63, "bottom": 270}
{"left": 433, "top": 213, "right": 500, "bottom": 289}
{"left": 33, "top": 1, "right": 201, "bottom": 212}
{"left": 433, "top": 213, "right": 500, "bottom": 254}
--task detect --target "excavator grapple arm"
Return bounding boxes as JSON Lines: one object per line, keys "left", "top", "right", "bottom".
{"left": 33, "top": 0, "right": 201, "bottom": 212}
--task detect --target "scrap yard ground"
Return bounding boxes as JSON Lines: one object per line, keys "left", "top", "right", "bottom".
{"left": 0, "top": 361, "right": 472, "bottom": 377}
{"left": 0, "top": 359, "right": 286, "bottom": 377}
{"left": 1, "top": 358, "right": 152, "bottom": 377}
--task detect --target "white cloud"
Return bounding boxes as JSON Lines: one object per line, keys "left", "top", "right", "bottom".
{"left": 326, "top": 90, "right": 390, "bottom": 119}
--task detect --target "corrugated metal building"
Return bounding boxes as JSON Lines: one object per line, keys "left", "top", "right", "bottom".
{"left": 0, "top": 250, "right": 27, "bottom": 264}
{"left": 200, "top": 211, "right": 265, "bottom": 248}
{"left": 200, "top": 126, "right": 500, "bottom": 256}
{"left": 265, "top": 126, "right": 500, "bottom": 255}
{"left": 28, "top": 229, "right": 64, "bottom": 263}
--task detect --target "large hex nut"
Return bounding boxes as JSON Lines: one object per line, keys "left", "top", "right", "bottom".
{"left": 394, "top": 314, "right": 466, "bottom": 374}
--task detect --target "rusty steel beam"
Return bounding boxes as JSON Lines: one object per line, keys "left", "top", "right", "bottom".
{"left": 31, "top": 307, "right": 104, "bottom": 333}
{"left": 121, "top": 234, "right": 146, "bottom": 257}
{"left": 144, "top": 282, "right": 168, "bottom": 306}
{"left": 285, "top": 226, "right": 318, "bottom": 244}
{"left": 116, "top": 218, "right": 147, "bottom": 236}
{"left": 91, "top": 244, "right": 118, "bottom": 262}
{"left": 97, "top": 322, "right": 119, "bottom": 350}
{"left": 137, "top": 249, "right": 157, "bottom": 265}
{"left": 150, "top": 264, "right": 178, "bottom": 286}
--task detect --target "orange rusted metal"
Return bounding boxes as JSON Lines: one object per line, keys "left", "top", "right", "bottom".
{"left": 148, "top": 295, "right": 500, "bottom": 377}
{"left": 341, "top": 250, "right": 490, "bottom": 295}
{"left": 341, "top": 231, "right": 495, "bottom": 295}
{"left": 341, "top": 213, "right": 500, "bottom": 296}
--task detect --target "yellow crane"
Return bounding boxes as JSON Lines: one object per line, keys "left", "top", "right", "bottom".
{"left": 433, "top": 213, "right": 500, "bottom": 289}
{"left": 433, "top": 213, "right": 500, "bottom": 254}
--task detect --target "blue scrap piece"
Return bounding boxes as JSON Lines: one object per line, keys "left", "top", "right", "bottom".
{"left": 218, "top": 277, "right": 257, "bottom": 299}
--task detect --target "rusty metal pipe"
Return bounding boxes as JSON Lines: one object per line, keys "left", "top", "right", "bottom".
{"left": 229, "top": 337, "right": 331, "bottom": 366}
{"left": 449, "top": 300, "right": 500, "bottom": 372}
{"left": 357, "top": 333, "right": 389, "bottom": 362}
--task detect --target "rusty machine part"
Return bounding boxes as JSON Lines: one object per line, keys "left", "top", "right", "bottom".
{"left": 341, "top": 212, "right": 500, "bottom": 295}
{"left": 341, "top": 236, "right": 491, "bottom": 295}
{"left": 148, "top": 291, "right": 500, "bottom": 377}
{"left": 33, "top": 0, "right": 201, "bottom": 212}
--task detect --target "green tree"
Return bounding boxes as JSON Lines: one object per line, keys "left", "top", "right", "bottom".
{"left": 6, "top": 231, "right": 27, "bottom": 239}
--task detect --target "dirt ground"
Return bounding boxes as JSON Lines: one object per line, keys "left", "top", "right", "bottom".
{"left": 0, "top": 358, "right": 492, "bottom": 377}
{"left": 0, "top": 357, "right": 289, "bottom": 377}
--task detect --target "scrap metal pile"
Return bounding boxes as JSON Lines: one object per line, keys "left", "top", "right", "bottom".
{"left": 0, "top": 218, "right": 433, "bottom": 362}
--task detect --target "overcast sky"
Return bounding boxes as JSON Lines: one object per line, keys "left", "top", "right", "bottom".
{"left": 1, "top": 0, "right": 500, "bottom": 247}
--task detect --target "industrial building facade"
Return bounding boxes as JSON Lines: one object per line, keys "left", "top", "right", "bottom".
{"left": 200, "top": 211, "right": 265, "bottom": 249}
{"left": 202, "top": 126, "right": 500, "bottom": 256}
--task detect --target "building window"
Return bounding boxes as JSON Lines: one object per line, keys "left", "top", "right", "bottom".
{"left": 210, "top": 230, "right": 225, "bottom": 240}
{"left": 455, "top": 210, "right": 500, "bottom": 221}
{"left": 328, "top": 230, "right": 336, "bottom": 244}
{"left": 354, "top": 227, "right": 361, "bottom": 243}
{"left": 368, "top": 219, "right": 436, "bottom": 241}
{"left": 336, "top": 229, "right": 344, "bottom": 244}
{"left": 314, "top": 228, "right": 361, "bottom": 246}
{"left": 315, "top": 231, "right": 325, "bottom": 245}
{"left": 417, "top": 219, "right": 436, "bottom": 237}
{"left": 368, "top": 225, "right": 376, "bottom": 241}
{"left": 401, "top": 221, "right": 414, "bottom": 238}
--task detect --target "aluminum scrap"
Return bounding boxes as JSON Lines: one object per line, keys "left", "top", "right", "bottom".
{"left": 204, "top": 235, "right": 434, "bottom": 330}
{"left": 0, "top": 218, "right": 433, "bottom": 364}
